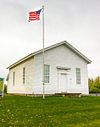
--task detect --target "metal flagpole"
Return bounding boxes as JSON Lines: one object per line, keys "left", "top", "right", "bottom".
{"left": 42, "top": 5, "right": 45, "bottom": 99}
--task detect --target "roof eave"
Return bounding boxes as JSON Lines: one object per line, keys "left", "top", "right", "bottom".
{"left": 7, "top": 53, "right": 34, "bottom": 69}
{"left": 7, "top": 40, "right": 92, "bottom": 69}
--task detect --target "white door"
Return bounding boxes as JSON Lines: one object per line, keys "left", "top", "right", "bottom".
{"left": 58, "top": 73, "right": 67, "bottom": 92}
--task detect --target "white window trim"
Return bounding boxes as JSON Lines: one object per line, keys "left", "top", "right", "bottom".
{"left": 13, "top": 72, "right": 15, "bottom": 86}
{"left": 76, "top": 68, "right": 81, "bottom": 85}
{"left": 44, "top": 64, "right": 50, "bottom": 84}
{"left": 23, "top": 67, "right": 25, "bottom": 84}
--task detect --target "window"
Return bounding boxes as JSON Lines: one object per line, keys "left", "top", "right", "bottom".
{"left": 13, "top": 72, "right": 15, "bottom": 86}
{"left": 44, "top": 65, "right": 50, "bottom": 83}
{"left": 76, "top": 68, "right": 81, "bottom": 84}
{"left": 23, "top": 67, "right": 25, "bottom": 84}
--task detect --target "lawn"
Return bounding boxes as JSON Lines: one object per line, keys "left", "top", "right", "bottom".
{"left": 0, "top": 95, "right": 100, "bottom": 127}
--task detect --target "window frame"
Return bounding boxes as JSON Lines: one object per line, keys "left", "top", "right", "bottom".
{"left": 13, "top": 72, "right": 15, "bottom": 86}
{"left": 23, "top": 67, "right": 25, "bottom": 84}
{"left": 44, "top": 64, "right": 50, "bottom": 84}
{"left": 76, "top": 68, "right": 81, "bottom": 84}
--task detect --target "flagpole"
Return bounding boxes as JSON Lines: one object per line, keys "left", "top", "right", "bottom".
{"left": 42, "top": 5, "right": 45, "bottom": 99}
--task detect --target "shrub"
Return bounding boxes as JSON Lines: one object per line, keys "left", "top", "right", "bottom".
{"left": 4, "top": 85, "right": 7, "bottom": 93}
{"left": 89, "top": 87, "right": 100, "bottom": 93}
{"left": 88, "top": 78, "right": 94, "bottom": 90}
{"left": 93, "top": 77, "right": 100, "bottom": 89}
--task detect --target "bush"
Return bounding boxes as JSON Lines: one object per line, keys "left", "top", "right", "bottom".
{"left": 93, "top": 77, "right": 100, "bottom": 89}
{"left": 89, "top": 87, "right": 100, "bottom": 93}
{"left": 88, "top": 78, "right": 94, "bottom": 90}
{"left": 4, "top": 85, "right": 7, "bottom": 93}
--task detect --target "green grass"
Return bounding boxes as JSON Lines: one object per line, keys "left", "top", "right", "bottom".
{"left": 0, "top": 95, "right": 100, "bottom": 127}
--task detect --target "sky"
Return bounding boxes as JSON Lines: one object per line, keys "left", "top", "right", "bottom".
{"left": 0, "top": 0, "right": 100, "bottom": 81}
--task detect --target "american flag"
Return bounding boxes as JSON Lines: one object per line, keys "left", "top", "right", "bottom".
{"left": 29, "top": 9, "right": 41, "bottom": 22}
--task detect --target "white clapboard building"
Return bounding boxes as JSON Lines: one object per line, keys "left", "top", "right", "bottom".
{"left": 7, "top": 41, "right": 91, "bottom": 95}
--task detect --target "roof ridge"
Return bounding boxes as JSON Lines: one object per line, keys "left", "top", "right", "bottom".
{"left": 7, "top": 40, "right": 91, "bottom": 69}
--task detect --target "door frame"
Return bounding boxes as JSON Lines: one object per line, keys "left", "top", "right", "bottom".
{"left": 57, "top": 67, "right": 70, "bottom": 93}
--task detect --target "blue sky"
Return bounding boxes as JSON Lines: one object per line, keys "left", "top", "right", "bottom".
{"left": 0, "top": 0, "right": 100, "bottom": 80}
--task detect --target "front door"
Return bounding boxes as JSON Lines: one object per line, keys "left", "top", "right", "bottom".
{"left": 58, "top": 72, "right": 67, "bottom": 92}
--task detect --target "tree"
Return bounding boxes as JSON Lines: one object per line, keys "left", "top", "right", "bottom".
{"left": 93, "top": 77, "right": 100, "bottom": 89}
{"left": 88, "top": 78, "right": 94, "bottom": 90}
{"left": 4, "top": 84, "right": 7, "bottom": 93}
{"left": 88, "top": 77, "right": 100, "bottom": 93}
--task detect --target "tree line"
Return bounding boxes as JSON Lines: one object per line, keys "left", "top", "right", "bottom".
{"left": 89, "top": 77, "right": 100, "bottom": 93}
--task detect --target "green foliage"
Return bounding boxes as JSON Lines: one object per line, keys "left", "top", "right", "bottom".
{"left": 4, "top": 85, "right": 7, "bottom": 93}
{"left": 93, "top": 77, "right": 100, "bottom": 89}
{"left": 89, "top": 77, "right": 100, "bottom": 93}
{"left": 89, "top": 87, "right": 100, "bottom": 93}
{"left": 0, "top": 95, "right": 100, "bottom": 126}
{"left": 88, "top": 78, "right": 94, "bottom": 90}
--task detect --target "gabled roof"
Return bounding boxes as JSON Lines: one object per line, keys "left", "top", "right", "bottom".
{"left": 7, "top": 41, "right": 91, "bottom": 69}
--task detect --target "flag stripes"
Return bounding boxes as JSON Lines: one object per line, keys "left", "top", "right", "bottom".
{"left": 29, "top": 9, "right": 41, "bottom": 22}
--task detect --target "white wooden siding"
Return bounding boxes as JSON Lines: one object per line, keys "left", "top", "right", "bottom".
{"left": 7, "top": 44, "right": 89, "bottom": 95}
{"left": 33, "top": 45, "right": 89, "bottom": 94}
{"left": 7, "top": 57, "right": 34, "bottom": 94}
